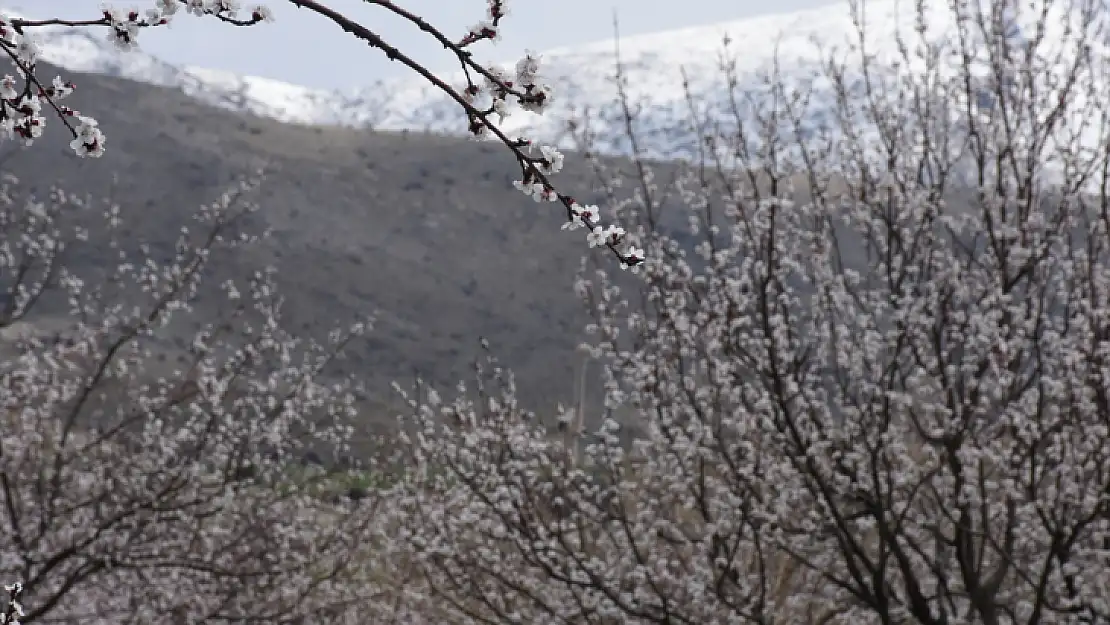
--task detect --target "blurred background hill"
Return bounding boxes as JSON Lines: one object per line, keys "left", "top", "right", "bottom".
{"left": 0, "top": 60, "right": 691, "bottom": 440}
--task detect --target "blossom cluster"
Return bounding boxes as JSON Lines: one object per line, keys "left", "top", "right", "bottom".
{"left": 452, "top": 11, "right": 642, "bottom": 267}
{"left": 1, "top": 583, "right": 21, "bottom": 625}
{"left": 0, "top": 1, "right": 271, "bottom": 159}
{"left": 460, "top": 0, "right": 508, "bottom": 46}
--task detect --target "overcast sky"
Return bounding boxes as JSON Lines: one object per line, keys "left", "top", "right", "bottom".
{"left": 34, "top": 0, "right": 841, "bottom": 89}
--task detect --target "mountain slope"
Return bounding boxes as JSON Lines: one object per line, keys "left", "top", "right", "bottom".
{"left": 1, "top": 58, "right": 670, "bottom": 435}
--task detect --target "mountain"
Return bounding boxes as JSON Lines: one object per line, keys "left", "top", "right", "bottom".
{"left": 15, "top": 0, "right": 960, "bottom": 160}
{"left": 22, "top": 0, "right": 1099, "bottom": 168}
{"left": 0, "top": 55, "right": 676, "bottom": 445}
{"left": 25, "top": 19, "right": 402, "bottom": 128}
{"left": 21, "top": 1, "right": 1091, "bottom": 165}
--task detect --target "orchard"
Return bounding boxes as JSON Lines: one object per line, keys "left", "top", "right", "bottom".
{"left": 4, "top": 0, "right": 1110, "bottom": 623}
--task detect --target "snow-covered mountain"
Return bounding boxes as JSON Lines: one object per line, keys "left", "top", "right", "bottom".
{"left": 27, "top": 21, "right": 402, "bottom": 127}
{"left": 15, "top": 1, "right": 1096, "bottom": 162}
{"left": 24, "top": 2, "right": 886, "bottom": 158}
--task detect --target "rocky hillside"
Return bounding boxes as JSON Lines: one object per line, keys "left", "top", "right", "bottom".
{"left": 1, "top": 60, "right": 677, "bottom": 431}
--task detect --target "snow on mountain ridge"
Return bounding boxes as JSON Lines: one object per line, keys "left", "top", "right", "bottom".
{"left": 10, "top": 1, "right": 1096, "bottom": 165}
{"left": 346, "top": 0, "right": 935, "bottom": 156}
{"left": 23, "top": 17, "right": 401, "bottom": 128}
{"left": 30, "top": 27, "right": 183, "bottom": 88}
{"left": 7, "top": 2, "right": 898, "bottom": 159}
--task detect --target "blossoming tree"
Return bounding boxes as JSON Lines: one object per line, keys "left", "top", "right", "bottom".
{"left": 0, "top": 169, "right": 404, "bottom": 623}
{"left": 384, "top": 0, "right": 1110, "bottom": 622}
